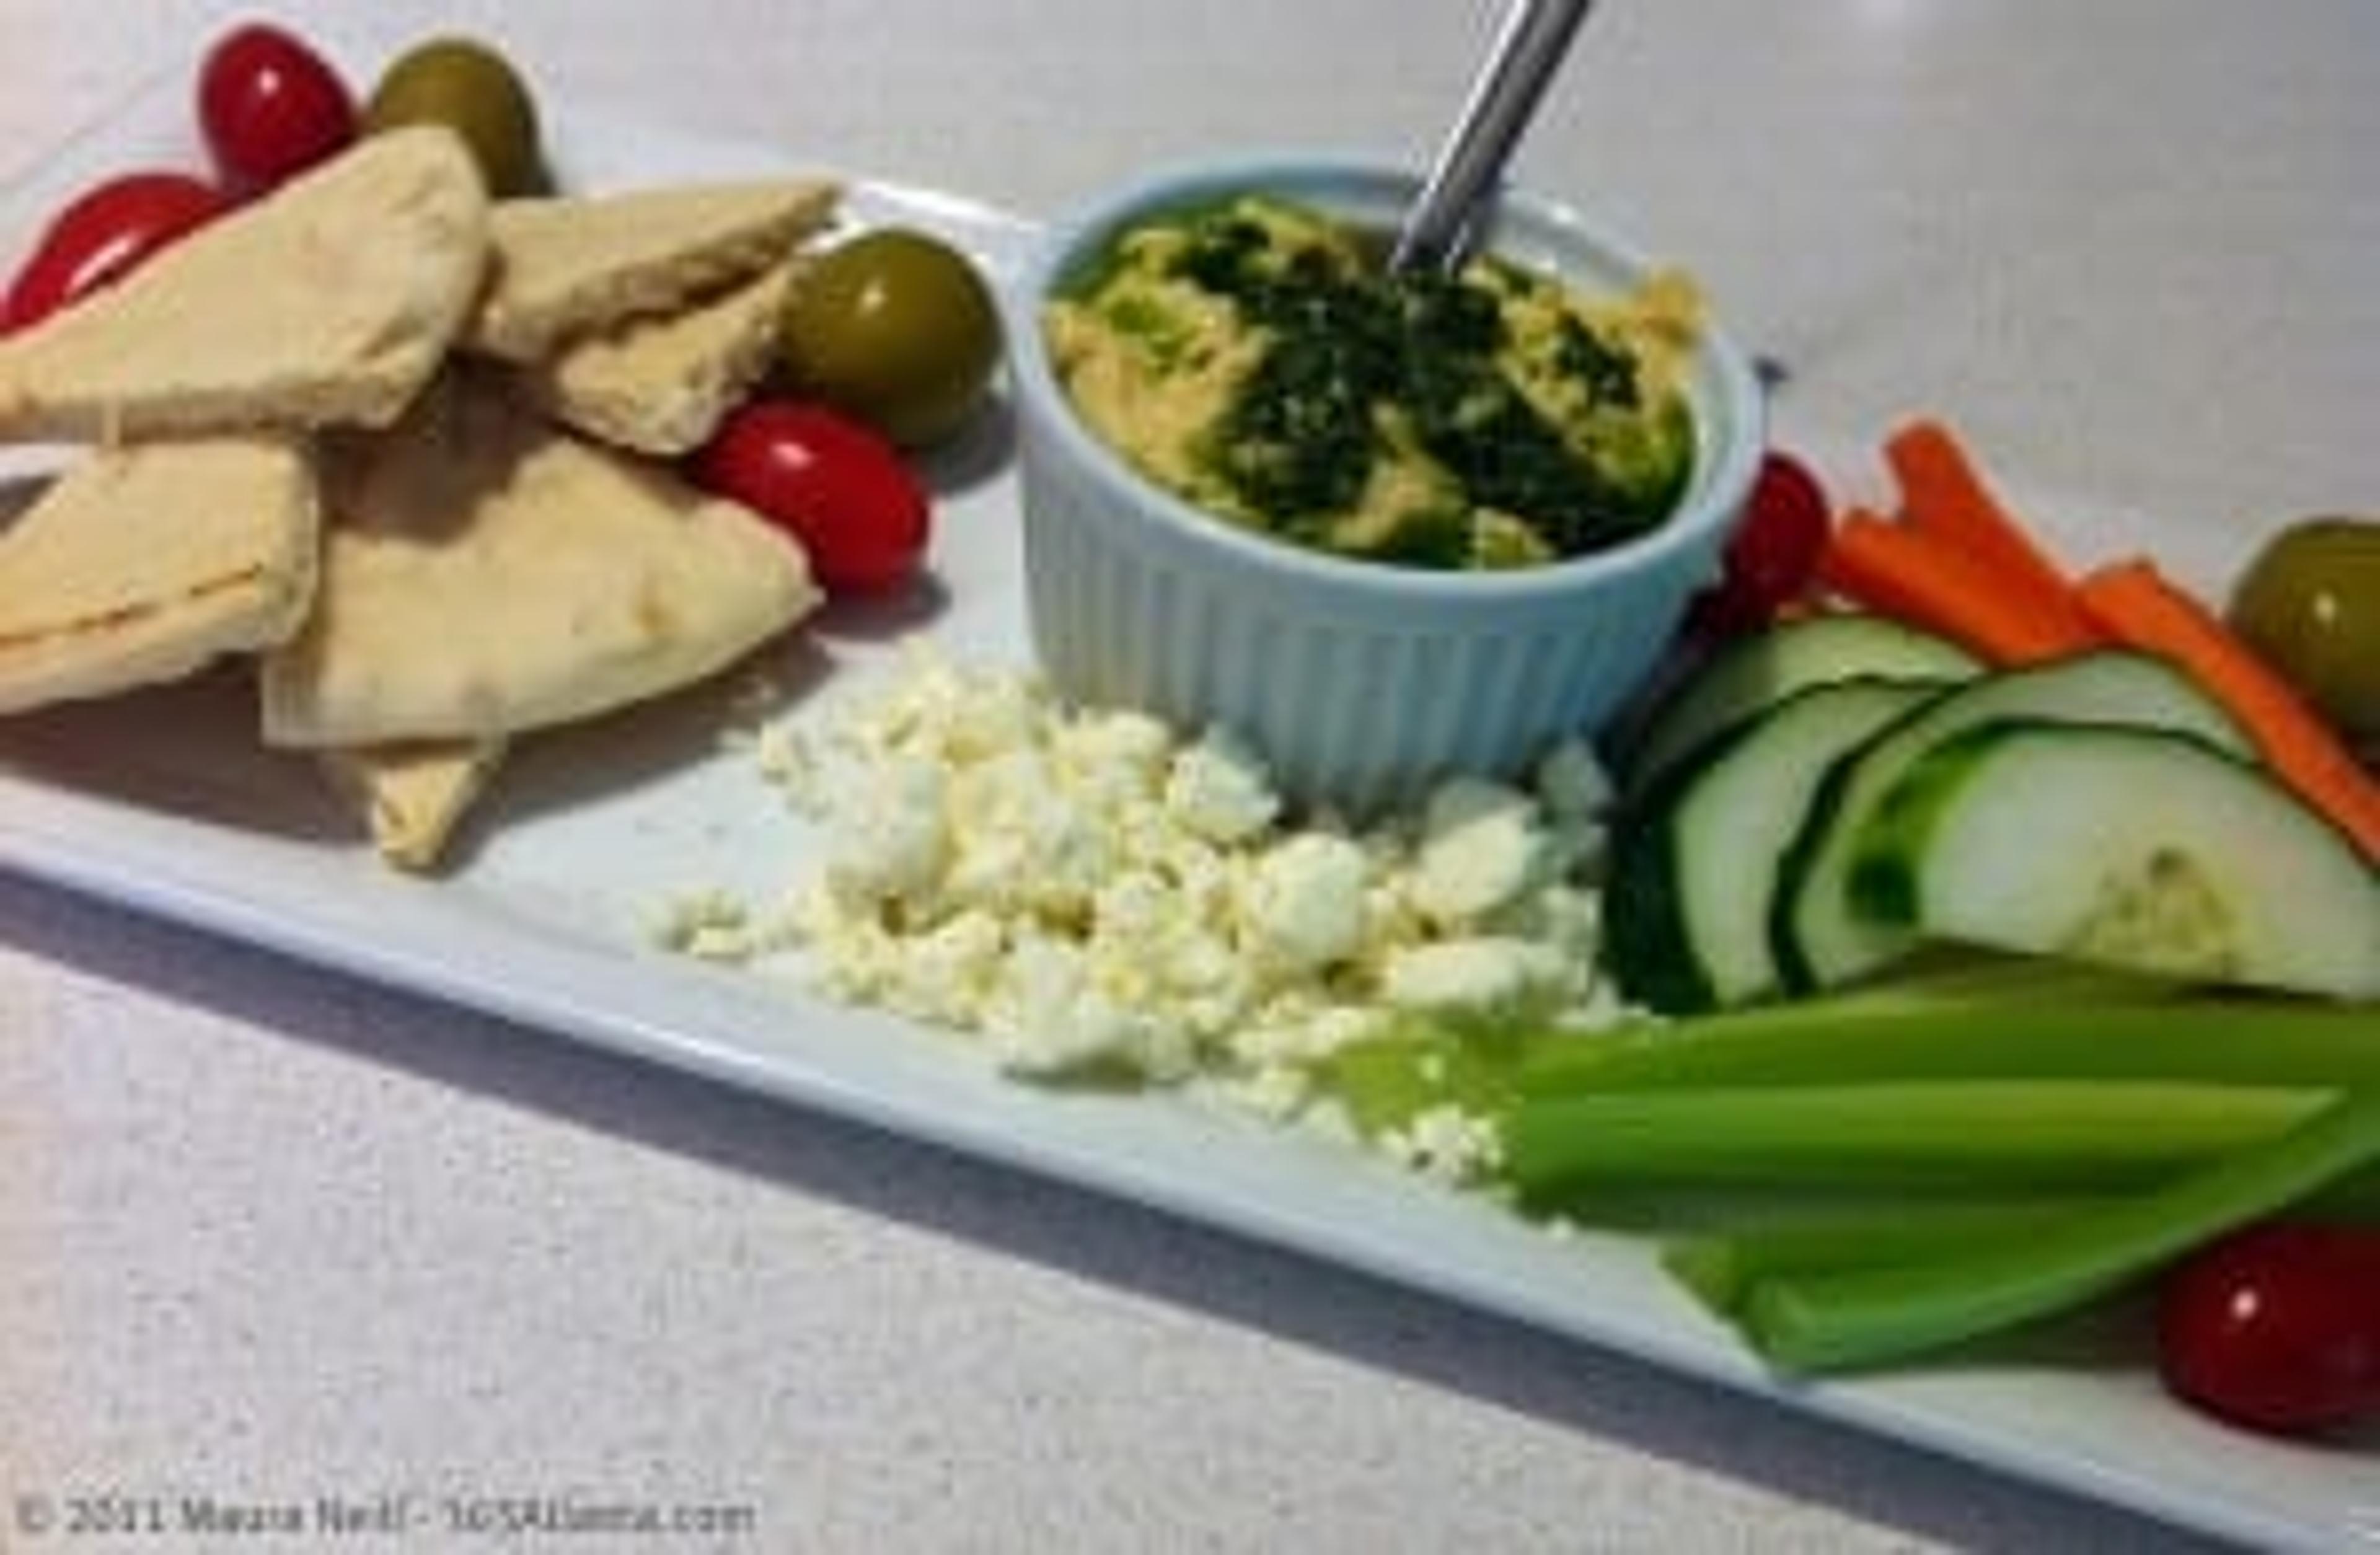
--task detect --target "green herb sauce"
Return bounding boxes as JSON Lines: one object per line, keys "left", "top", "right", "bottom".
{"left": 1047, "top": 194, "right": 1702, "bottom": 570}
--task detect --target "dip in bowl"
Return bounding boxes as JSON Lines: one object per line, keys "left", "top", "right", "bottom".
{"left": 1046, "top": 191, "right": 1704, "bottom": 571}
{"left": 1007, "top": 157, "right": 1765, "bottom": 812}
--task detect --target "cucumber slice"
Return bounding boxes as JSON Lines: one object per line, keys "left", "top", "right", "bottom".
{"left": 1606, "top": 679, "right": 1940, "bottom": 1011}
{"left": 1773, "top": 650, "right": 2253, "bottom": 993}
{"left": 1622, "top": 615, "right": 1980, "bottom": 790}
{"left": 1849, "top": 719, "right": 2380, "bottom": 1000}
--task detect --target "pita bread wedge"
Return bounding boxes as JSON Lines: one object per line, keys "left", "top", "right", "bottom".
{"left": 466, "top": 179, "right": 837, "bottom": 361}
{"left": 0, "top": 439, "right": 317, "bottom": 715}
{"left": 522, "top": 260, "right": 797, "bottom": 456}
{"left": 317, "top": 737, "right": 505, "bottom": 871}
{"left": 0, "top": 128, "right": 488, "bottom": 443}
{"left": 259, "top": 368, "right": 819, "bottom": 747}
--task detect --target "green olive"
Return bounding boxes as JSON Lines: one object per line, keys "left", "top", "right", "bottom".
{"left": 364, "top": 37, "right": 547, "bottom": 198}
{"left": 2227, "top": 516, "right": 2380, "bottom": 739}
{"left": 779, "top": 228, "right": 1002, "bottom": 448}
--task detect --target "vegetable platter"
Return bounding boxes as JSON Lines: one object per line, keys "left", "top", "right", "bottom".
{"left": 0, "top": 25, "right": 2373, "bottom": 1554}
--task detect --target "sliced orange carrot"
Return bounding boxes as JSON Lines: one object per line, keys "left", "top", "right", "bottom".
{"left": 1885, "top": 418, "right": 2105, "bottom": 648}
{"left": 1817, "top": 510, "right": 2102, "bottom": 666}
{"left": 2077, "top": 557, "right": 2380, "bottom": 858}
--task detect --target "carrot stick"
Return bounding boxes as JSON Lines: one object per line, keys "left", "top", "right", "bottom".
{"left": 1885, "top": 419, "right": 2104, "bottom": 648}
{"left": 1818, "top": 511, "right": 2102, "bottom": 666}
{"left": 2077, "top": 557, "right": 2380, "bottom": 858}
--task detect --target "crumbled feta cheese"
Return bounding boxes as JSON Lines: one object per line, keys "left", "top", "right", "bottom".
{"left": 982, "top": 933, "right": 1183, "bottom": 1077}
{"left": 1231, "top": 1001, "right": 1382, "bottom": 1068}
{"left": 1380, "top": 936, "right": 1569, "bottom": 1011}
{"left": 1241, "top": 832, "right": 1370, "bottom": 973}
{"left": 1052, "top": 705, "right": 1174, "bottom": 799}
{"left": 1409, "top": 776, "right": 1548, "bottom": 926}
{"left": 1483, "top": 883, "right": 1604, "bottom": 974}
{"left": 1248, "top": 1064, "right": 1313, "bottom": 1117}
{"left": 1165, "top": 726, "right": 1280, "bottom": 843}
{"left": 880, "top": 907, "right": 1008, "bottom": 1028}
{"left": 650, "top": 889, "right": 757, "bottom": 961}
{"left": 822, "top": 755, "right": 948, "bottom": 902}
{"left": 942, "top": 745, "right": 1111, "bottom": 920}
{"left": 1377, "top": 1103, "right": 1505, "bottom": 1184}
{"left": 753, "top": 721, "right": 806, "bottom": 788}
{"left": 1535, "top": 736, "right": 1613, "bottom": 824}
{"left": 696, "top": 648, "right": 1631, "bottom": 1107}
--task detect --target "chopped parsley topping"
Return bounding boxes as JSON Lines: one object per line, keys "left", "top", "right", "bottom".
{"left": 1051, "top": 196, "right": 1698, "bottom": 569}
{"left": 1158, "top": 200, "right": 1690, "bottom": 562}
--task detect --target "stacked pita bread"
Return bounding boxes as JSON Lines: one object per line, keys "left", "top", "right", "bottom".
{"left": 0, "top": 438, "right": 317, "bottom": 713}
{"left": 0, "top": 127, "right": 487, "bottom": 441}
{"left": 0, "top": 126, "right": 846, "bottom": 869}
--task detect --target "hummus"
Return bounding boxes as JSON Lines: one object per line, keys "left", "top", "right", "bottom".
{"left": 1045, "top": 195, "right": 1704, "bottom": 570}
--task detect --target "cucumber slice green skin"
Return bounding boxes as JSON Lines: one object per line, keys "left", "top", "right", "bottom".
{"left": 1771, "top": 650, "right": 2254, "bottom": 996}
{"left": 1605, "top": 679, "right": 1939, "bottom": 1013}
{"left": 1847, "top": 718, "right": 2380, "bottom": 1001}
{"left": 1604, "top": 775, "right": 1710, "bottom": 1013}
{"left": 1621, "top": 615, "right": 1980, "bottom": 792}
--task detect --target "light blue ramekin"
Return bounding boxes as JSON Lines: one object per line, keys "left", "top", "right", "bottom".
{"left": 1004, "top": 156, "right": 1765, "bottom": 814}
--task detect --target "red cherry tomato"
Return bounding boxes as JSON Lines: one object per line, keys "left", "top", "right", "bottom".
{"left": 1687, "top": 449, "right": 1833, "bottom": 637}
{"left": 2156, "top": 1222, "right": 2380, "bottom": 1436}
{"left": 1, "top": 171, "right": 228, "bottom": 332}
{"left": 197, "top": 23, "right": 356, "bottom": 193}
{"left": 692, "top": 401, "right": 932, "bottom": 595}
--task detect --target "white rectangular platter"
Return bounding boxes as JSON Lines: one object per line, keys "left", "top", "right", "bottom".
{"left": 0, "top": 73, "right": 2371, "bottom": 1554}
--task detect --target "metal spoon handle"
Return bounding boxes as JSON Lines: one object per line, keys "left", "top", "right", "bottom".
{"left": 1390, "top": 0, "right": 1594, "bottom": 274}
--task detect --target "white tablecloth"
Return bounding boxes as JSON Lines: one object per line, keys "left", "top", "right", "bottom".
{"left": 4, "top": 3, "right": 2372, "bottom": 1549}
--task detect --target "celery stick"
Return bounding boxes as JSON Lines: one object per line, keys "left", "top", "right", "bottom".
{"left": 1663, "top": 1199, "right": 2101, "bottom": 1316}
{"left": 1672, "top": 1169, "right": 2380, "bottom": 1322}
{"left": 1313, "top": 1016, "right": 1548, "bottom": 1139}
{"left": 1518, "top": 997, "right": 2380, "bottom": 1096}
{"left": 1501, "top": 1081, "right": 2329, "bottom": 1201}
{"left": 1318, "top": 1033, "right": 1476, "bottom": 1139}
{"left": 1742, "top": 1087, "right": 2380, "bottom": 1372}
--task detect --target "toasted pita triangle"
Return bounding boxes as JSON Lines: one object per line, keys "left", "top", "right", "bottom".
{"left": 0, "top": 439, "right": 317, "bottom": 715}
{"left": 317, "top": 737, "right": 505, "bottom": 871}
{"left": 0, "top": 128, "right": 488, "bottom": 442}
{"left": 466, "top": 180, "right": 837, "bottom": 361}
{"left": 258, "top": 368, "right": 818, "bottom": 747}
{"left": 522, "top": 260, "right": 797, "bottom": 455}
